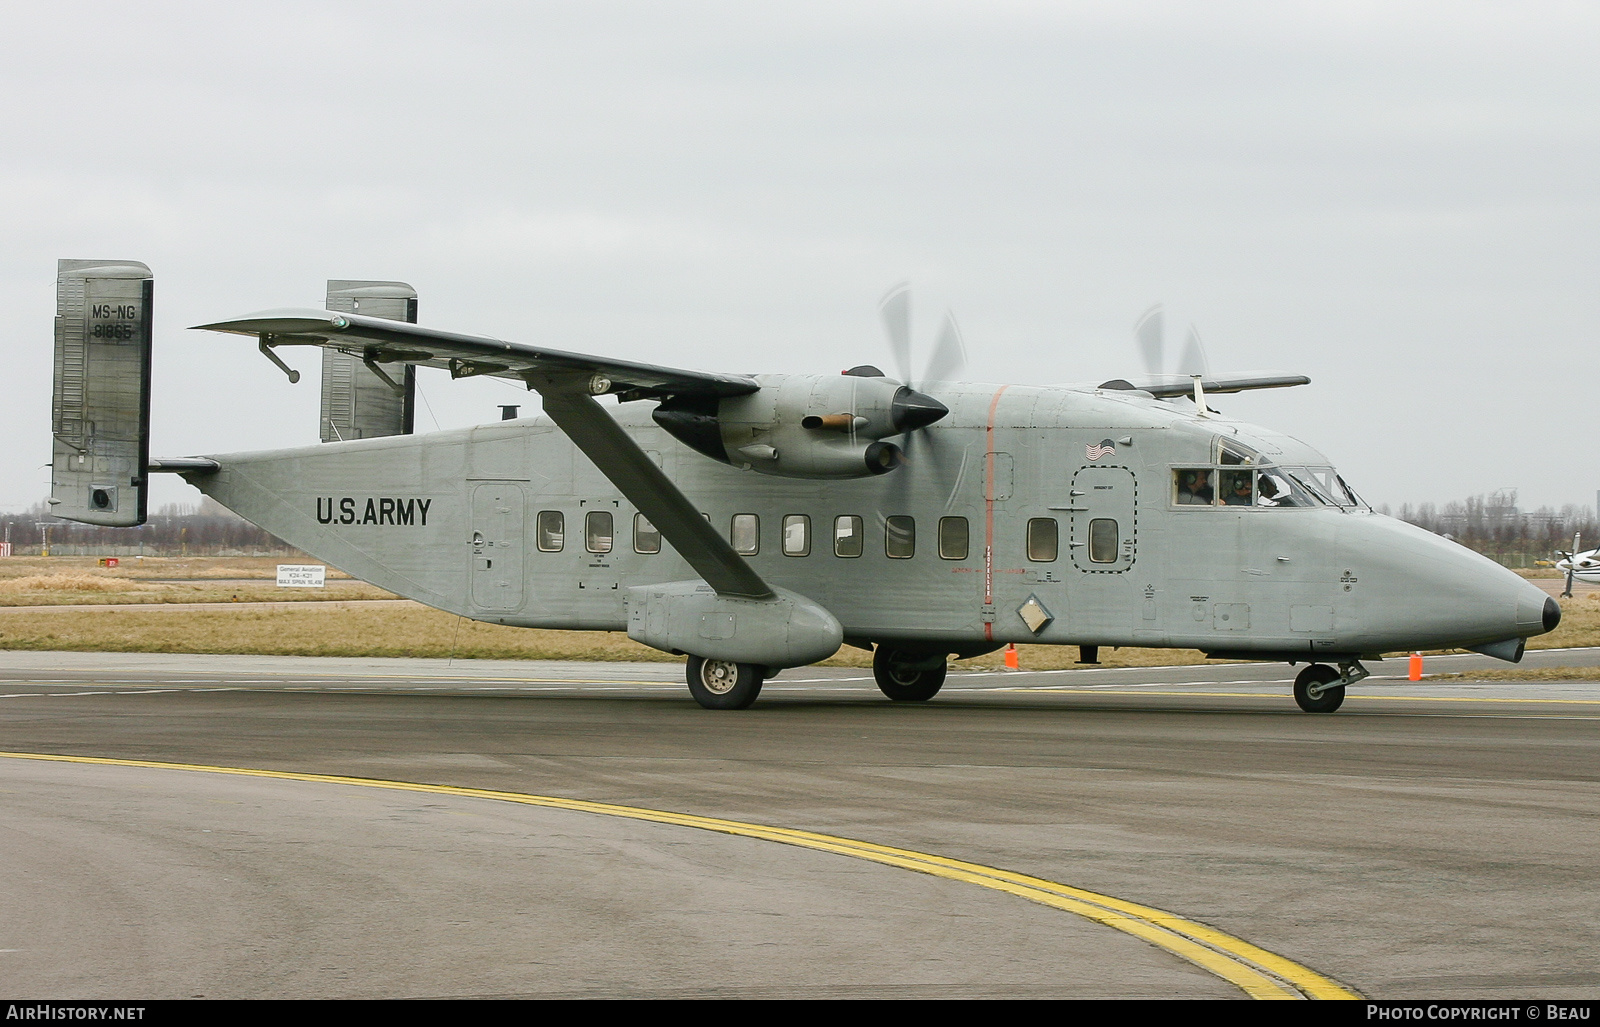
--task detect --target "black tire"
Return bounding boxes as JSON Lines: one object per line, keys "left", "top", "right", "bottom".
{"left": 1293, "top": 664, "right": 1345, "bottom": 713}
{"left": 873, "top": 647, "right": 947, "bottom": 702}
{"left": 686, "top": 656, "right": 764, "bottom": 710}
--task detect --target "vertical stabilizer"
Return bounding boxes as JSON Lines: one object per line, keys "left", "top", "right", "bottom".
{"left": 320, "top": 280, "right": 417, "bottom": 442}
{"left": 51, "top": 259, "right": 153, "bottom": 526}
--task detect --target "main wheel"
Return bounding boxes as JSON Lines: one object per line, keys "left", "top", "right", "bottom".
{"left": 1293, "top": 664, "right": 1345, "bottom": 713}
{"left": 686, "top": 656, "right": 764, "bottom": 710}
{"left": 873, "top": 647, "right": 947, "bottom": 702}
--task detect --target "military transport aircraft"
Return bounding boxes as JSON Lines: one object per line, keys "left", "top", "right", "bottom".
{"left": 49, "top": 261, "right": 1560, "bottom": 711}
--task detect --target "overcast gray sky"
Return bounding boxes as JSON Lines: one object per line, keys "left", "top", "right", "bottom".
{"left": 3, "top": 1, "right": 1595, "bottom": 513}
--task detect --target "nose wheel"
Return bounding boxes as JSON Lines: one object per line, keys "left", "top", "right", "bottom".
{"left": 1293, "top": 664, "right": 1345, "bottom": 713}
{"left": 686, "top": 656, "right": 764, "bottom": 710}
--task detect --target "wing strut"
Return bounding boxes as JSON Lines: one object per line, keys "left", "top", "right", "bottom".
{"left": 532, "top": 377, "right": 774, "bottom": 601}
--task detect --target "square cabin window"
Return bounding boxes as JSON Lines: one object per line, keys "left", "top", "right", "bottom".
{"left": 938, "top": 516, "right": 969, "bottom": 560}
{"left": 885, "top": 516, "right": 915, "bottom": 559}
{"left": 585, "top": 511, "right": 613, "bottom": 554}
{"left": 1027, "top": 518, "right": 1058, "bottom": 562}
{"left": 782, "top": 515, "right": 810, "bottom": 556}
{"left": 731, "top": 513, "right": 760, "bottom": 556}
{"left": 834, "top": 515, "right": 864, "bottom": 558}
{"left": 1089, "top": 518, "right": 1118, "bottom": 563}
{"left": 536, "top": 511, "right": 564, "bottom": 552}
{"left": 634, "top": 513, "right": 661, "bottom": 554}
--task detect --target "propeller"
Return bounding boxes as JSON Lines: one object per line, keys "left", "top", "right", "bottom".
{"left": 1135, "top": 302, "right": 1211, "bottom": 378}
{"left": 1135, "top": 302, "right": 1215, "bottom": 408}
{"left": 873, "top": 284, "right": 970, "bottom": 520}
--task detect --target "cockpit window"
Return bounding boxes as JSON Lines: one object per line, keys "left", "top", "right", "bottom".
{"left": 1174, "top": 468, "right": 1216, "bottom": 505}
{"left": 1256, "top": 470, "right": 1316, "bottom": 507}
{"left": 1174, "top": 462, "right": 1357, "bottom": 509}
{"left": 1218, "top": 469, "right": 1254, "bottom": 506}
{"left": 1215, "top": 438, "right": 1260, "bottom": 466}
{"left": 1281, "top": 466, "right": 1365, "bottom": 509}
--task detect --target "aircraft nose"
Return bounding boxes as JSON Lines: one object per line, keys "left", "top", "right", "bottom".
{"left": 1531, "top": 593, "right": 1561, "bottom": 634}
{"left": 1509, "top": 579, "right": 1559, "bottom": 639}
{"left": 1349, "top": 516, "right": 1564, "bottom": 652}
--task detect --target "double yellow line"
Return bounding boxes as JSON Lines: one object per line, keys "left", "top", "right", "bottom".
{"left": 1, "top": 750, "right": 1356, "bottom": 1000}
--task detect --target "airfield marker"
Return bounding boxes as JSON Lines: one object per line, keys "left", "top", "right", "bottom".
{"left": 1409, "top": 653, "right": 1423, "bottom": 681}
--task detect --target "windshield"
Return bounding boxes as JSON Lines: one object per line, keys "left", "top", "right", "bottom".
{"left": 1278, "top": 466, "right": 1366, "bottom": 509}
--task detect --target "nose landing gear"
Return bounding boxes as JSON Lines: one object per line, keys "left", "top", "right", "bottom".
{"left": 1292, "top": 660, "right": 1369, "bottom": 713}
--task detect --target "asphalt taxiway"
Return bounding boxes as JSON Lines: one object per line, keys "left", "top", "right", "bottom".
{"left": 1, "top": 650, "right": 1596, "bottom": 999}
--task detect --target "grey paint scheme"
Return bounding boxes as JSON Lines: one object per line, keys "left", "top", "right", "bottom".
{"left": 181, "top": 380, "right": 1552, "bottom": 662}
{"left": 51, "top": 260, "right": 153, "bottom": 527}
{"left": 318, "top": 282, "right": 417, "bottom": 443}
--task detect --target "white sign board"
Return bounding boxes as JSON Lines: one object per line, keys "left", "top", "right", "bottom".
{"left": 277, "top": 564, "right": 327, "bottom": 588}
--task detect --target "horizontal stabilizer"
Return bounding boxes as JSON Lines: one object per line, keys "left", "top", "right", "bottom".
{"left": 148, "top": 458, "right": 219, "bottom": 474}
{"left": 1098, "top": 371, "right": 1310, "bottom": 398}
{"left": 196, "top": 309, "right": 761, "bottom": 401}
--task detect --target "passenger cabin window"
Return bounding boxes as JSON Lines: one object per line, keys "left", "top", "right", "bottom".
{"left": 731, "top": 513, "right": 759, "bottom": 556}
{"left": 885, "top": 516, "right": 915, "bottom": 559}
{"left": 1089, "top": 518, "right": 1118, "bottom": 563}
{"left": 782, "top": 515, "right": 810, "bottom": 556}
{"left": 938, "top": 516, "right": 969, "bottom": 560}
{"left": 536, "top": 511, "right": 564, "bottom": 552}
{"left": 634, "top": 513, "right": 661, "bottom": 554}
{"left": 1027, "top": 518, "right": 1058, "bottom": 561}
{"left": 834, "top": 515, "right": 863, "bottom": 557}
{"left": 585, "top": 511, "right": 613, "bottom": 554}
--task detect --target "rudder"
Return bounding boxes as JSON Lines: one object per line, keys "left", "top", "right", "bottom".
{"left": 50, "top": 259, "right": 153, "bottom": 526}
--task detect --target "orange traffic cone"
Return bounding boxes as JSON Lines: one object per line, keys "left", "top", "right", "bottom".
{"left": 1409, "top": 652, "right": 1423, "bottom": 681}
{"left": 1004, "top": 643, "right": 1019, "bottom": 671}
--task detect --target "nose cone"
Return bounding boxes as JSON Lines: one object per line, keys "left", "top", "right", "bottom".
{"left": 1345, "top": 516, "right": 1563, "bottom": 652}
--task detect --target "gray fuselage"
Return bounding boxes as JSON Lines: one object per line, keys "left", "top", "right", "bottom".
{"left": 190, "top": 380, "right": 1552, "bottom": 661}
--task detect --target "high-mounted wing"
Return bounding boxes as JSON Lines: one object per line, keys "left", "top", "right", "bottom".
{"left": 195, "top": 309, "right": 761, "bottom": 401}
{"left": 196, "top": 308, "right": 773, "bottom": 600}
{"left": 1097, "top": 371, "right": 1310, "bottom": 397}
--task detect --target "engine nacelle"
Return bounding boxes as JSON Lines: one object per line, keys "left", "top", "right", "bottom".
{"left": 652, "top": 371, "right": 946, "bottom": 480}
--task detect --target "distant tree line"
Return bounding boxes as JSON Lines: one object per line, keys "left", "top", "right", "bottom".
{"left": 1374, "top": 490, "right": 1596, "bottom": 568}
{"left": 0, "top": 499, "right": 299, "bottom": 557}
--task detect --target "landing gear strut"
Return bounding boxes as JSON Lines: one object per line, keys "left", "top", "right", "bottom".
{"left": 873, "top": 647, "right": 947, "bottom": 702}
{"left": 686, "top": 656, "right": 764, "bottom": 710}
{"left": 1293, "top": 664, "right": 1345, "bottom": 713}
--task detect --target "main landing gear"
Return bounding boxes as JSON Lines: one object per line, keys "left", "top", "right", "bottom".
{"left": 685, "top": 656, "right": 764, "bottom": 710}
{"left": 1292, "top": 660, "right": 1369, "bottom": 713}
{"left": 872, "top": 647, "right": 948, "bottom": 702}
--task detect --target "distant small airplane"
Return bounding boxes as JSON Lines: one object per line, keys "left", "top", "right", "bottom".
{"left": 47, "top": 262, "right": 1561, "bottom": 713}
{"left": 1555, "top": 534, "right": 1596, "bottom": 596}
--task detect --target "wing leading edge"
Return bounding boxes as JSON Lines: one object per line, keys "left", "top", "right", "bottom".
{"left": 195, "top": 309, "right": 761, "bottom": 400}
{"left": 1097, "top": 371, "right": 1310, "bottom": 397}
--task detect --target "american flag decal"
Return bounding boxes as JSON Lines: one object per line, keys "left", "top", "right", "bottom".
{"left": 1085, "top": 440, "right": 1116, "bottom": 461}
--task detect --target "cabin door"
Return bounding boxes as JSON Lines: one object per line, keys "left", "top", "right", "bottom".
{"left": 1066, "top": 465, "right": 1138, "bottom": 634}
{"left": 1069, "top": 465, "right": 1137, "bottom": 571}
{"left": 470, "top": 482, "right": 525, "bottom": 610}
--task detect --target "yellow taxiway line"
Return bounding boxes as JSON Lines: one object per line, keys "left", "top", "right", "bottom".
{"left": 0, "top": 749, "right": 1357, "bottom": 1000}
{"left": 1001, "top": 688, "right": 1600, "bottom": 704}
